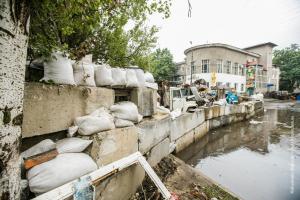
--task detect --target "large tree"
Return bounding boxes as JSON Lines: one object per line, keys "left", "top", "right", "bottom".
{"left": 273, "top": 44, "right": 300, "bottom": 92}
{"left": 28, "top": 0, "right": 171, "bottom": 67}
{"left": 0, "top": 0, "right": 30, "bottom": 199}
{"left": 149, "top": 48, "right": 175, "bottom": 81}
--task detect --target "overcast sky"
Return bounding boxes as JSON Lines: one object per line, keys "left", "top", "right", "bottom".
{"left": 149, "top": 0, "right": 300, "bottom": 62}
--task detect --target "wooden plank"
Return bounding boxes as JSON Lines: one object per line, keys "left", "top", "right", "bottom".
{"left": 137, "top": 156, "right": 172, "bottom": 199}
{"left": 24, "top": 149, "right": 58, "bottom": 170}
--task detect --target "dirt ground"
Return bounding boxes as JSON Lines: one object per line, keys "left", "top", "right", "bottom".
{"left": 130, "top": 155, "right": 239, "bottom": 200}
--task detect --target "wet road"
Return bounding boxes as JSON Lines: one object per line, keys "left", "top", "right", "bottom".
{"left": 178, "top": 100, "right": 300, "bottom": 200}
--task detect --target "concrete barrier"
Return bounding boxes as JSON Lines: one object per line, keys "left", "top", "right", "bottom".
{"left": 22, "top": 83, "right": 114, "bottom": 138}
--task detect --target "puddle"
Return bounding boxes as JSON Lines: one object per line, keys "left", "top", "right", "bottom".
{"left": 177, "top": 100, "right": 300, "bottom": 200}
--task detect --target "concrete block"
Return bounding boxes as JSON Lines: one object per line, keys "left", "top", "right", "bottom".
{"left": 170, "top": 109, "right": 205, "bottom": 141}
{"left": 138, "top": 117, "right": 171, "bottom": 154}
{"left": 194, "top": 121, "right": 209, "bottom": 141}
{"left": 131, "top": 87, "right": 157, "bottom": 117}
{"left": 204, "top": 107, "right": 213, "bottom": 120}
{"left": 212, "top": 106, "right": 220, "bottom": 118}
{"left": 95, "top": 164, "right": 145, "bottom": 200}
{"left": 86, "top": 127, "right": 138, "bottom": 166}
{"left": 175, "top": 129, "right": 194, "bottom": 153}
{"left": 219, "top": 106, "right": 225, "bottom": 116}
{"left": 147, "top": 137, "right": 170, "bottom": 166}
{"left": 22, "top": 82, "right": 114, "bottom": 138}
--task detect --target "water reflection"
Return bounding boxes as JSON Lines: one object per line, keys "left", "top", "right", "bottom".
{"left": 177, "top": 101, "right": 300, "bottom": 200}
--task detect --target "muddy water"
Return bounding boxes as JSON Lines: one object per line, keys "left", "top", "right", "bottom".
{"left": 178, "top": 100, "right": 300, "bottom": 200}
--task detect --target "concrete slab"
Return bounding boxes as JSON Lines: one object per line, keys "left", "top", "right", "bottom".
{"left": 147, "top": 137, "right": 170, "bottom": 166}
{"left": 194, "top": 121, "right": 209, "bottom": 142}
{"left": 85, "top": 127, "right": 138, "bottom": 166}
{"left": 170, "top": 109, "right": 205, "bottom": 141}
{"left": 131, "top": 87, "right": 157, "bottom": 117}
{"left": 175, "top": 129, "right": 194, "bottom": 153}
{"left": 138, "top": 117, "right": 171, "bottom": 154}
{"left": 95, "top": 164, "right": 145, "bottom": 200}
{"left": 22, "top": 83, "right": 114, "bottom": 138}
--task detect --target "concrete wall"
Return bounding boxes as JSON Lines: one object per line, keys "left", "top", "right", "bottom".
{"left": 22, "top": 83, "right": 115, "bottom": 138}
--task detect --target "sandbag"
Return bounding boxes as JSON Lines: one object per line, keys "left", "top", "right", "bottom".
{"left": 111, "top": 68, "right": 126, "bottom": 86}
{"left": 89, "top": 107, "right": 112, "bottom": 119}
{"left": 27, "top": 153, "right": 97, "bottom": 194}
{"left": 56, "top": 138, "right": 92, "bottom": 154}
{"left": 114, "top": 118, "right": 134, "bottom": 128}
{"left": 41, "top": 52, "right": 75, "bottom": 85}
{"left": 75, "top": 116, "right": 115, "bottom": 136}
{"left": 21, "top": 139, "right": 56, "bottom": 159}
{"left": 144, "top": 71, "right": 155, "bottom": 83}
{"left": 145, "top": 82, "right": 158, "bottom": 90}
{"left": 133, "top": 68, "right": 145, "bottom": 87}
{"left": 110, "top": 101, "right": 139, "bottom": 122}
{"left": 73, "top": 56, "right": 96, "bottom": 86}
{"left": 94, "top": 64, "right": 113, "bottom": 86}
{"left": 126, "top": 69, "right": 139, "bottom": 88}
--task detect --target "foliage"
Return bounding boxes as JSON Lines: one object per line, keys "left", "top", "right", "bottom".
{"left": 273, "top": 44, "right": 300, "bottom": 92}
{"left": 28, "top": 0, "right": 171, "bottom": 67}
{"left": 149, "top": 48, "right": 175, "bottom": 81}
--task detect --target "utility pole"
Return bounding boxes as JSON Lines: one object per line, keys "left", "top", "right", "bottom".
{"left": 190, "top": 41, "right": 194, "bottom": 85}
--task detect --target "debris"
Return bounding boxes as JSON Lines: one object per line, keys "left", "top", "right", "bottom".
{"left": 24, "top": 149, "right": 58, "bottom": 170}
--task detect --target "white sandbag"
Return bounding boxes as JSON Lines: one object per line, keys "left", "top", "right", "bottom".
{"left": 56, "top": 138, "right": 92, "bottom": 154}
{"left": 145, "top": 82, "right": 158, "bottom": 90}
{"left": 41, "top": 52, "right": 75, "bottom": 85}
{"left": 21, "top": 139, "right": 56, "bottom": 159}
{"left": 75, "top": 116, "right": 115, "bottom": 136}
{"left": 27, "top": 153, "right": 97, "bottom": 194}
{"left": 144, "top": 71, "right": 155, "bottom": 83}
{"left": 89, "top": 107, "right": 112, "bottom": 119}
{"left": 110, "top": 101, "right": 139, "bottom": 122}
{"left": 111, "top": 68, "right": 126, "bottom": 86}
{"left": 67, "top": 125, "right": 78, "bottom": 137}
{"left": 114, "top": 118, "right": 134, "bottom": 128}
{"left": 134, "top": 68, "right": 145, "bottom": 87}
{"left": 126, "top": 69, "right": 139, "bottom": 88}
{"left": 94, "top": 64, "right": 114, "bottom": 86}
{"left": 157, "top": 106, "right": 171, "bottom": 115}
{"left": 73, "top": 59, "right": 96, "bottom": 86}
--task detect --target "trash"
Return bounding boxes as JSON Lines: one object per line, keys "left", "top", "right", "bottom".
{"left": 75, "top": 115, "right": 115, "bottom": 136}
{"left": 114, "top": 118, "right": 135, "bottom": 128}
{"left": 41, "top": 52, "right": 75, "bottom": 85}
{"left": 73, "top": 56, "right": 96, "bottom": 86}
{"left": 170, "top": 108, "right": 182, "bottom": 120}
{"left": 249, "top": 120, "right": 263, "bottom": 125}
{"left": 27, "top": 153, "right": 97, "bottom": 194}
{"left": 126, "top": 69, "right": 139, "bottom": 88}
{"left": 111, "top": 68, "right": 126, "bottom": 86}
{"left": 226, "top": 92, "right": 238, "bottom": 104}
{"left": 24, "top": 149, "right": 58, "bottom": 170}
{"left": 56, "top": 138, "right": 93, "bottom": 154}
{"left": 94, "top": 64, "right": 114, "bottom": 86}
{"left": 110, "top": 101, "right": 140, "bottom": 123}
{"left": 144, "top": 71, "right": 155, "bottom": 83}
{"left": 73, "top": 176, "right": 95, "bottom": 200}
{"left": 21, "top": 139, "right": 56, "bottom": 159}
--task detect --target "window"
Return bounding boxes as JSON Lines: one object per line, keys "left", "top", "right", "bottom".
{"left": 226, "top": 82, "right": 230, "bottom": 87}
{"left": 191, "top": 65, "right": 195, "bottom": 74}
{"left": 201, "top": 59, "right": 210, "bottom": 73}
{"left": 217, "top": 59, "right": 223, "bottom": 73}
{"left": 233, "top": 63, "right": 238, "bottom": 75}
{"left": 239, "top": 65, "right": 243, "bottom": 76}
{"left": 217, "top": 82, "right": 222, "bottom": 86}
{"left": 224, "top": 61, "right": 231, "bottom": 74}
{"left": 241, "top": 84, "right": 244, "bottom": 92}
{"left": 234, "top": 83, "right": 238, "bottom": 90}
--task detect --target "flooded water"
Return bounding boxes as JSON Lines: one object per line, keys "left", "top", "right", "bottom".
{"left": 178, "top": 100, "right": 300, "bottom": 200}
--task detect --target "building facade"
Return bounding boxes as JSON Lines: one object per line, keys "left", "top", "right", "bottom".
{"left": 174, "top": 42, "right": 280, "bottom": 93}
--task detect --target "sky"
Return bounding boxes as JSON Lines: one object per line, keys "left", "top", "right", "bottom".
{"left": 148, "top": 0, "right": 300, "bottom": 62}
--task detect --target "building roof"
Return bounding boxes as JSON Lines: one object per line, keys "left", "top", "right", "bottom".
{"left": 184, "top": 43, "right": 261, "bottom": 57}
{"left": 243, "top": 42, "right": 277, "bottom": 50}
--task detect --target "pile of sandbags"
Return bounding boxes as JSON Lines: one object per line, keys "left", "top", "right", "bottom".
{"left": 22, "top": 138, "right": 96, "bottom": 194}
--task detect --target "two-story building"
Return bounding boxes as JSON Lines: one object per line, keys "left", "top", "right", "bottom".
{"left": 173, "top": 42, "right": 280, "bottom": 94}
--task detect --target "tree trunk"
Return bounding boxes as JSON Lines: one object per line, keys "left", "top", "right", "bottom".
{"left": 0, "top": 0, "right": 30, "bottom": 199}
